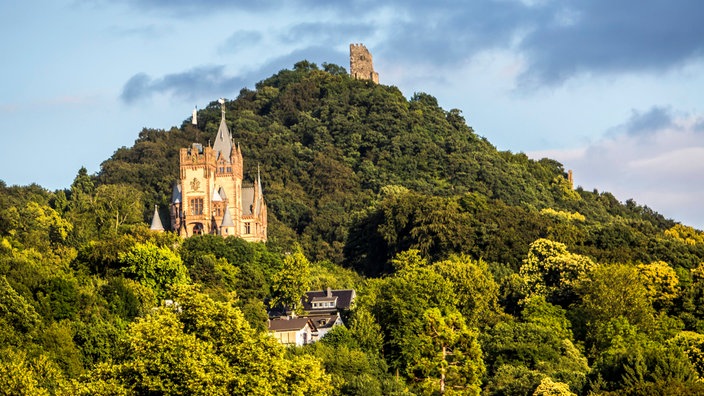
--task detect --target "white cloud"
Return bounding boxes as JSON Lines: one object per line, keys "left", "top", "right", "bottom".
{"left": 528, "top": 109, "right": 704, "bottom": 229}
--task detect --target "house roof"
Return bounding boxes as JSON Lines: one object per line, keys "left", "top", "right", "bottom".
{"left": 311, "top": 314, "right": 342, "bottom": 330}
{"left": 302, "top": 289, "right": 356, "bottom": 312}
{"left": 268, "top": 317, "right": 314, "bottom": 332}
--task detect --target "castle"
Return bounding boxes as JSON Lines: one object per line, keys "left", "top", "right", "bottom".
{"left": 159, "top": 99, "right": 267, "bottom": 242}
{"left": 349, "top": 43, "right": 379, "bottom": 84}
{"left": 150, "top": 44, "right": 380, "bottom": 241}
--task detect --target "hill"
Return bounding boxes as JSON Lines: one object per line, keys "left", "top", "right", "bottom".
{"left": 3, "top": 61, "right": 704, "bottom": 394}
{"left": 98, "top": 61, "right": 696, "bottom": 274}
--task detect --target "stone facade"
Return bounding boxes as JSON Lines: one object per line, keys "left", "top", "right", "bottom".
{"left": 169, "top": 101, "right": 267, "bottom": 242}
{"left": 349, "top": 43, "right": 379, "bottom": 84}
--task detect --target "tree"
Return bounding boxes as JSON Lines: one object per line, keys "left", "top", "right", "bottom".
{"left": 532, "top": 377, "right": 576, "bottom": 396}
{"left": 270, "top": 246, "right": 310, "bottom": 314}
{"left": 94, "top": 184, "right": 143, "bottom": 234}
{"left": 433, "top": 255, "right": 502, "bottom": 328}
{"left": 520, "top": 238, "right": 596, "bottom": 307}
{"left": 119, "top": 242, "right": 189, "bottom": 297}
{"left": 576, "top": 263, "right": 655, "bottom": 342}
{"left": 408, "top": 308, "right": 484, "bottom": 395}
{"left": 636, "top": 261, "right": 679, "bottom": 311}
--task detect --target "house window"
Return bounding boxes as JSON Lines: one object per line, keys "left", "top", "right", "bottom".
{"left": 190, "top": 198, "right": 204, "bottom": 215}
{"left": 244, "top": 223, "right": 251, "bottom": 234}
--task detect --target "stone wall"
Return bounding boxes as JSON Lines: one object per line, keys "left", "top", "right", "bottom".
{"left": 349, "top": 43, "right": 379, "bottom": 84}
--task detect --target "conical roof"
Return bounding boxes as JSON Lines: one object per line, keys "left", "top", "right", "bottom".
{"left": 150, "top": 205, "right": 164, "bottom": 231}
{"left": 171, "top": 183, "right": 182, "bottom": 204}
{"left": 218, "top": 186, "right": 228, "bottom": 201}
{"left": 221, "top": 206, "right": 235, "bottom": 227}
{"left": 212, "top": 187, "right": 223, "bottom": 202}
{"left": 212, "top": 99, "right": 233, "bottom": 163}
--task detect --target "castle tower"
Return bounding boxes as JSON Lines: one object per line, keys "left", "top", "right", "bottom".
{"left": 349, "top": 43, "right": 379, "bottom": 84}
{"left": 170, "top": 100, "right": 267, "bottom": 242}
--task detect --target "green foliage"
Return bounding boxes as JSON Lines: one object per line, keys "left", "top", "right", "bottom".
{"left": 3, "top": 61, "right": 704, "bottom": 395}
{"left": 76, "top": 285, "right": 332, "bottom": 395}
{"left": 520, "top": 239, "right": 596, "bottom": 307}
{"left": 407, "top": 307, "right": 485, "bottom": 395}
{"left": 270, "top": 246, "right": 311, "bottom": 313}
{"left": 119, "top": 242, "right": 189, "bottom": 297}
{"left": 0, "top": 348, "right": 68, "bottom": 396}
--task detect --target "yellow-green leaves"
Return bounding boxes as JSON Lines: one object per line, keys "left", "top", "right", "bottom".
{"left": 520, "top": 239, "right": 596, "bottom": 306}
{"left": 119, "top": 242, "right": 189, "bottom": 297}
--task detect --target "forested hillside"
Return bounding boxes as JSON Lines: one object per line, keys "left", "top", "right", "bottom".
{"left": 2, "top": 61, "right": 704, "bottom": 394}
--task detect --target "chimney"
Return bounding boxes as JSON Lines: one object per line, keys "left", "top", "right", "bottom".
{"left": 326, "top": 287, "right": 332, "bottom": 297}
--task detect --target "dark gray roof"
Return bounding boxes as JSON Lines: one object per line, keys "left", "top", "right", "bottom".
{"left": 171, "top": 183, "right": 182, "bottom": 204}
{"left": 311, "top": 314, "right": 341, "bottom": 330}
{"left": 268, "top": 317, "right": 314, "bottom": 332}
{"left": 302, "top": 289, "right": 356, "bottom": 312}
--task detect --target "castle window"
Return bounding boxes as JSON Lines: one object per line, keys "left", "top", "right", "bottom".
{"left": 190, "top": 198, "right": 204, "bottom": 215}
{"left": 226, "top": 167, "right": 232, "bottom": 173}
{"left": 244, "top": 223, "right": 251, "bottom": 234}
{"left": 219, "top": 167, "right": 224, "bottom": 173}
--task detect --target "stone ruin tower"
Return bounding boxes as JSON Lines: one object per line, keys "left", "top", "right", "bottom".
{"left": 349, "top": 43, "right": 379, "bottom": 84}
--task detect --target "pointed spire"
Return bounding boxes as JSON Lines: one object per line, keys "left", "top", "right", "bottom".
{"left": 257, "top": 164, "right": 263, "bottom": 199}
{"left": 254, "top": 164, "right": 264, "bottom": 216}
{"left": 213, "top": 98, "right": 233, "bottom": 163}
{"left": 212, "top": 187, "right": 223, "bottom": 202}
{"left": 221, "top": 206, "right": 235, "bottom": 227}
{"left": 191, "top": 106, "right": 198, "bottom": 126}
{"left": 150, "top": 205, "right": 164, "bottom": 231}
{"left": 171, "top": 182, "right": 182, "bottom": 204}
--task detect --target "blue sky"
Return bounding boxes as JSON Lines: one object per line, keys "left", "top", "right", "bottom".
{"left": 2, "top": 0, "right": 704, "bottom": 228}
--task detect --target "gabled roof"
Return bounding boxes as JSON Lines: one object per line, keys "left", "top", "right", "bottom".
{"left": 268, "top": 317, "right": 315, "bottom": 332}
{"left": 150, "top": 205, "right": 164, "bottom": 231}
{"left": 302, "top": 289, "right": 356, "bottom": 312}
{"left": 311, "top": 314, "right": 342, "bottom": 330}
{"left": 221, "top": 206, "right": 235, "bottom": 227}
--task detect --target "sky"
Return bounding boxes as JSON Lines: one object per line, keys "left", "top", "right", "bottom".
{"left": 2, "top": 0, "right": 704, "bottom": 228}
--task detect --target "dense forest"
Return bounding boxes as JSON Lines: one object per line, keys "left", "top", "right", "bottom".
{"left": 3, "top": 61, "right": 704, "bottom": 395}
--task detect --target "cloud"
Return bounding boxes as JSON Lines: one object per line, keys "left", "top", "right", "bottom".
{"left": 120, "top": 66, "right": 247, "bottom": 103}
{"left": 624, "top": 107, "right": 674, "bottom": 136}
{"left": 119, "top": 46, "right": 347, "bottom": 104}
{"left": 281, "top": 22, "right": 375, "bottom": 46}
{"left": 220, "top": 30, "right": 264, "bottom": 53}
{"left": 516, "top": 1, "right": 704, "bottom": 87}
{"left": 105, "top": 0, "right": 704, "bottom": 89}
{"left": 528, "top": 108, "right": 704, "bottom": 228}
